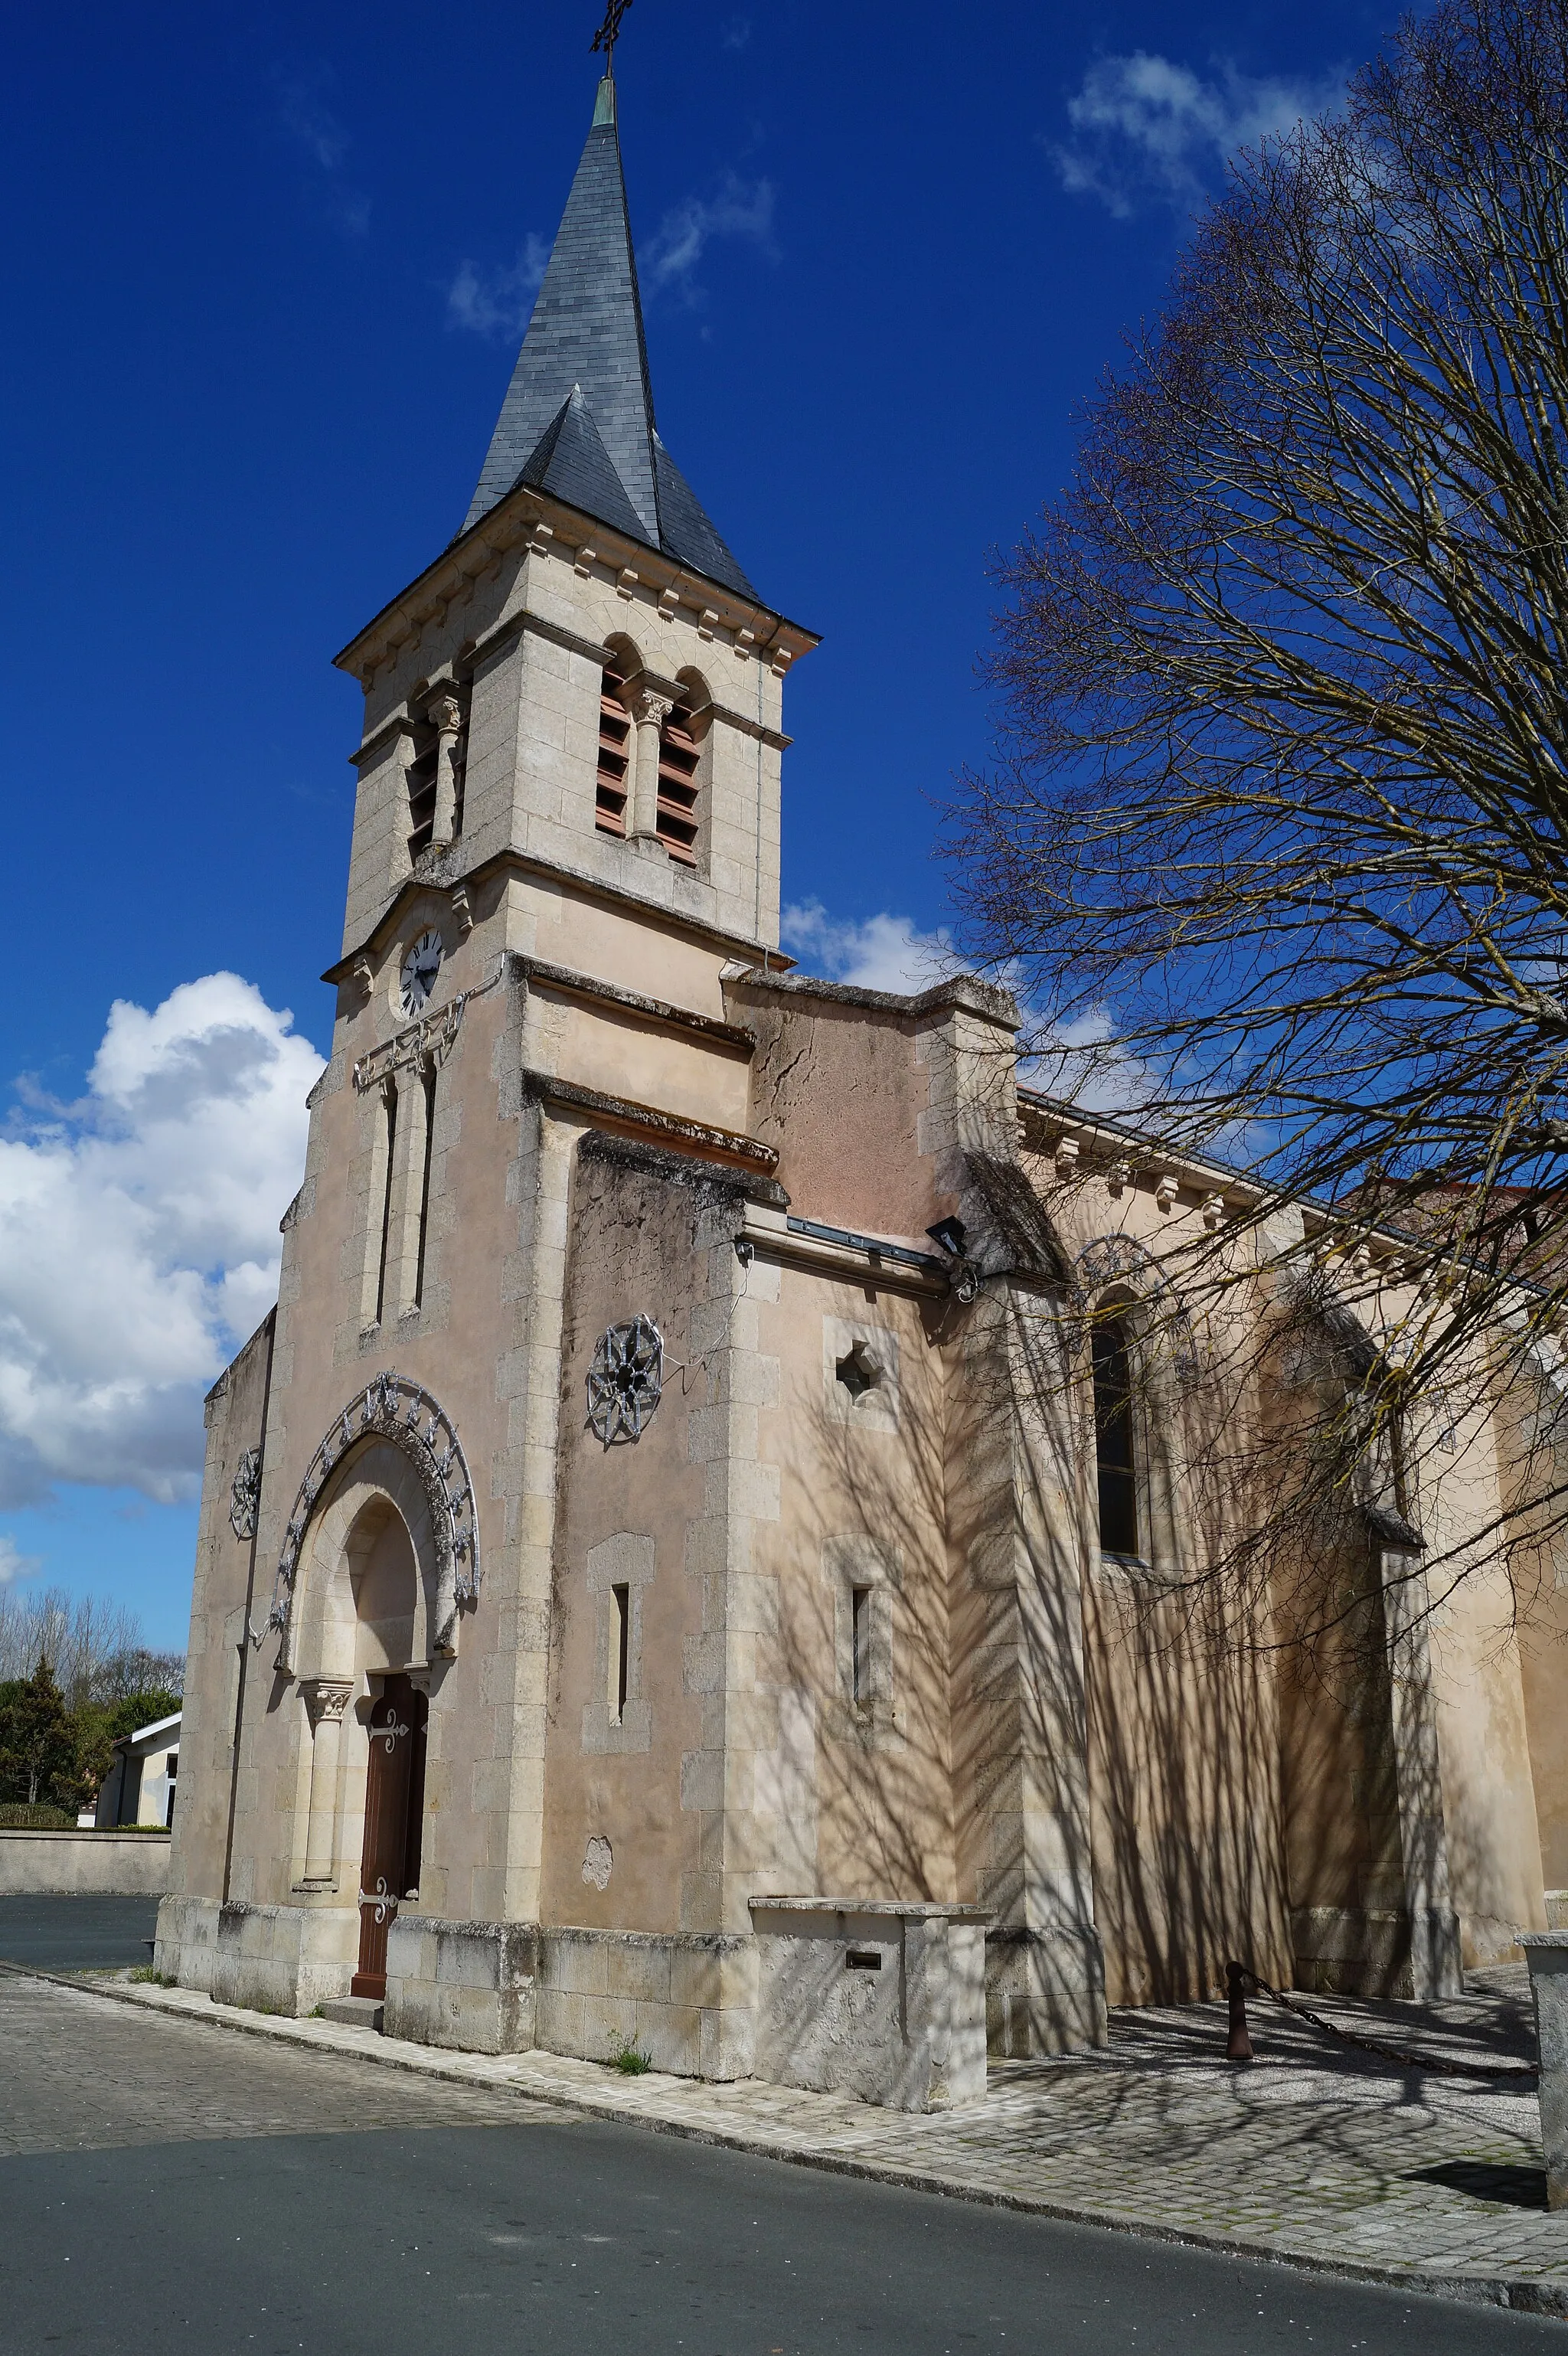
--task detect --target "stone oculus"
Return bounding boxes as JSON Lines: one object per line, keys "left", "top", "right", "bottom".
{"left": 157, "top": 65, "right": 1568, "bottom": 2109}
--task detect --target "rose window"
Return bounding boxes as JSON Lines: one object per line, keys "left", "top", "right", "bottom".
{"left": 586, "top": 1316, "right": 665, "bottom": 1446}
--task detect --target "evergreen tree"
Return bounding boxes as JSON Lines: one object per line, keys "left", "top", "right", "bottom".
{"left": 0, "top": 1658, "right": 75, "bottom": 1807}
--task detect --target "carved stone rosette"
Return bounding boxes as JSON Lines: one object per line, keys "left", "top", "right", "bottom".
{"left": 586, "top": 1316, "right": 665, "bottom": 1446}
{"left": 268, "top": 1372, "right": 481, "bottom": 1659}
{"left": 228, "top": 1446, "right": 263, "bottom": 1541}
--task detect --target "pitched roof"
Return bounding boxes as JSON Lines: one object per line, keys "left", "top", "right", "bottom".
{"left": 462, "top": 76, "right": 757, "bottom": 602}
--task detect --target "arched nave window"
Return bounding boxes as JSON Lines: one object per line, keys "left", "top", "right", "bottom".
{"left": 1092, "top": 1300, "right": 1142, "bottom": 1559}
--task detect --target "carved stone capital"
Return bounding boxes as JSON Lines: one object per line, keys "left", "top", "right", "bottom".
{"left": 632, "top": 688, "right": 675, "bottom": 730}
{"left": 302, "top": 1678, "right": 353, "bottom": 1728}
{"left": 427, "top": 694, "right": 462, "bottom": 736}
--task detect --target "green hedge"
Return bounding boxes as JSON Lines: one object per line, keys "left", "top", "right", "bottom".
{"left": 0, "top": 1802, "right": 75, "bottom": 1830}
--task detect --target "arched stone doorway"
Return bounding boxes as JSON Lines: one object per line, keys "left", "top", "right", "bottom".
{"left": 343, "top": 1495, "right": 429, "bottom": 1999}
{"left": 289, "top": 1450, "right": 439, "bottom": 1998}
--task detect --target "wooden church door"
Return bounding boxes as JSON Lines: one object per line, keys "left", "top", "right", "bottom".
{"left": 351, "top": 1674, "right": 428, "bottom": 1999}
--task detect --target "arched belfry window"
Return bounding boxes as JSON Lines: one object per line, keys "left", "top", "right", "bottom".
{"left": 596, "top": 665, "right": 632, "bottom": 839}
{"left": 655, "top": 694, "right": 702, "bottom": 867}
{"left": 407, "top": 691, "right": 468, "bottom": 863}
{"left": 1092, "top": 1302, "right": 1141, "bottom": 1557}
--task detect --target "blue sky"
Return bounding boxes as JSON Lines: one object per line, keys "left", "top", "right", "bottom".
{"left": 0, "top": 0, "right": 1396, "bottom": 1646}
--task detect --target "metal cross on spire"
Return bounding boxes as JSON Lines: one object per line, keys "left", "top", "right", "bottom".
{"left": 590, "top": 0, "right": 634, "bottom": 70}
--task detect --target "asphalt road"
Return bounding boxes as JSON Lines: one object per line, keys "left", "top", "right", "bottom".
{"left": 0, "top": 1970, "right": 1561, "bottom": 2356}
{"left": 0, "top": 1892, "right": 159, "bottom": 1971}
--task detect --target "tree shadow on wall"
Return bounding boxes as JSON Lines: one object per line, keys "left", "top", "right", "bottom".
{"left": 767, "top": 1276, "right": 1295, "bottom": 2021}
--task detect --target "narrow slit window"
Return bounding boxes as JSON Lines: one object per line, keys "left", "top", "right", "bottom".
{"left": 596, "top": 670, "right": 631, "bottom": 838}
{"left": 374, "top": 1084, "right": 397, "bottom": 1328}
{"left": 413, "top": 1065, "right": 436, "bottom": 1309}
{"left": 851, "top": 1586, "right": 872, "bottom": 1706}
{"left": 655, "top": 701, "right": 701, "bottom": 866}
{"left": 1092, "top": 1310, "right": 1140, "bottom": 1557}
{"left": 609, "top": 1583, "right": 631, "bottom": 1723}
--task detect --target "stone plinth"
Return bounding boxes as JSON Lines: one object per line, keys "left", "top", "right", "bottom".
{"left": 751, "top": 1898, "right": 992, "bottom": 2111}
{"left": 1523, "top": 1933, "right": 1568, "bottom": 2208}
{"left": 384, "top": 1916, "right": 537, "bottom": 2054}
{"left": 210, "top": 1900, "right": 358, "bottom": 2018}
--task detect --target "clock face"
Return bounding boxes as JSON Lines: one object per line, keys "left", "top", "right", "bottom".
{"left": 399, "top": 929, "right": 443, "bottom": 1018}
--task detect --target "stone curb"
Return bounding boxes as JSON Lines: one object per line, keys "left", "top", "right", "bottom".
{"left": 9, "top": 1962, "right": 1566, "bottom": 2322}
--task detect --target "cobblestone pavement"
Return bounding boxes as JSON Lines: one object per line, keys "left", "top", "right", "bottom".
{"left": 0, "top": 1972, "right": 573, "bottom": 2155}
{"left": 28, "top": 1962, "right": 1568, "bottom": 2316}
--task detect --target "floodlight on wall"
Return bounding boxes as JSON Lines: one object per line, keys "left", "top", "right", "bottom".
{"left": 926, "top": 1215, "right": 981, "bottom": 1305}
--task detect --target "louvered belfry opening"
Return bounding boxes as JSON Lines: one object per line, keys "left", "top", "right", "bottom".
{"left": 596, "top": 669, "right": 632, "bottom": 838}
{"left": 406, "top": 691, "right": 469, "bottom": 863}
{"left": 656, "top": 701, "right": 701, "bottom": 866}
{"left": 407, "top": 744, "right": 438, "bottom": 859}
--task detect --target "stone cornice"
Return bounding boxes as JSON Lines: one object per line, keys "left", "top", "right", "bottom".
{"left": 347, "top": 606, "right": 792, "bottom": 763}
{"left": 726, "top": 966, "right": 1020, "bottom": 1034}
{"left": 322, "top": 847, "right": 796, "bottom": 987}
{"left": 511, "top": 953, "right": 756, "bottom": 1057}
{"left": 737, "top": 1202, "right": 949, "bottom": 1299}
{"left": 332, "top": 478, "right": 820, "bottom": 686}
{"left": 523, "top": 1070, "right": 778, "bottom": 1175}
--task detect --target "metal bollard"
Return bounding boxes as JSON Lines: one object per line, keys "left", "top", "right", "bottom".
{"left": 1226, "top": 1959, "right": 1255, "bottom": 2064}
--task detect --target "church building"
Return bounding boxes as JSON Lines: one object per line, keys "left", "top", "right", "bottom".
{"left": 157, "top": 65, "right": 1568, "bottom": 2109}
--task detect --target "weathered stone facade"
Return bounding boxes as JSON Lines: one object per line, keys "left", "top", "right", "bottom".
{"left": 158, "top": 71, "right": 1568, "bottom": 2106}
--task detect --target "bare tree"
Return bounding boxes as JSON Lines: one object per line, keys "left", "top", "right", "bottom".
{"left": 950, "top": 0, "right": 1568, "bottom": 1631}
{"left": 0, "top": 1586, "right": 183, "bottom": 1710}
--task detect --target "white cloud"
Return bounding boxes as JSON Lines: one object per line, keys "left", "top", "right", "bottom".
{"left": 0, "top": 1536, "right": 37, "bottom": 1586}
{"left": 0, "top": 975, "right": 322, "bottom": 1509}
{"left": 1022, "top": 1005, "right": 1166, "bottom": 1116}
{"left": 446, "top": 234, "right": 550, "bottom": 340}
{"left": 782, "top": 900, "right": 956, "bottom": 995}
{"left": 275, "top": 65, "right": 371, "bottom": 239}
{"left": 645, "top": 175, "right": 777, "bottom": 302}
{"left": 721, "top": 14, "right": 753, "bottom": 51}
{"left": 1053, "top": 51, "right": 1341, "bottom": 218}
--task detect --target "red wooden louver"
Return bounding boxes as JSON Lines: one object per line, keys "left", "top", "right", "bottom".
{"left": 656, "top": 705, "right": 700, "bottom": 866}
{"left": 596, "top": 672, "right": 631, "bottom": 838}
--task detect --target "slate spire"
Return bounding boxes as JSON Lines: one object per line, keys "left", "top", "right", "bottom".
{"left": 462, "top": 75, "right": 756, "bottom": 600}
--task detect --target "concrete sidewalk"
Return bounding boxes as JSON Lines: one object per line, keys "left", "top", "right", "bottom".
{"left": 32, "top": 1960, "right": 1568, "bottom": 2319}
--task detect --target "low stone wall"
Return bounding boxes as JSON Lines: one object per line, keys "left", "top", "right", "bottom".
{"left": 0, "top": 1830, "right": 171, "bottom": 1897}
{"left": 536, "top": 1926, "right": 756, "bottom": 2080}
{"left": 383, "top": 1914, "right": 757, "bottom": 2073}
{"left": 1525, "top": 1932, "right": 1568, "bottom": 2209}
{"left": 172, "top": 1894, "right": 992, "bottom": 2109}
{"left": 385, "top": 1916, "right": 537, "bottom": 2054}
{"left": 1292, "top": 1903, "right": 1464, "bottom": 2000}
{"left": 985, "top": 1921, "right": 1109, "bottom": 2060}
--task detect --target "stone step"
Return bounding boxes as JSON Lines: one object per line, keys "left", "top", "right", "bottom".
{"left": 318, "top": 1995, "right": 384, "bottom": 2031}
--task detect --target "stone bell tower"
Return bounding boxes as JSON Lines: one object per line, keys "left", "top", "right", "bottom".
{"left": 334, "top": 66, "right": 813, "bottom": 986}
{"left": 157, "top": 63, "right": 822, "bottom": 2037}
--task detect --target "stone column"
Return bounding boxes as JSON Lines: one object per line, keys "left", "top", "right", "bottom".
{"left": 300, "top": 1680, "right": 352, "bottom": 1886}
{"left": 629, "top": 688, "right": 673, "bottom": 848}
{"left": 1524, "top": 1934, "right": 1568, "bottom": 2206}
{"left": 429, "top": 696, "right": 463, "bottom": 849}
